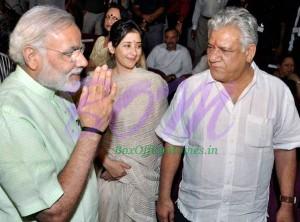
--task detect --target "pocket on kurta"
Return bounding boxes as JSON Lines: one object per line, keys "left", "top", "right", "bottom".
{"left": 245, "top": 114, "right": 273, "bottom": 148}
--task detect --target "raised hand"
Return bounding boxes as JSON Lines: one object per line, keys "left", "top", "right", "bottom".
{"left": 78, "top": 65, "right": 117, "bottom": 132}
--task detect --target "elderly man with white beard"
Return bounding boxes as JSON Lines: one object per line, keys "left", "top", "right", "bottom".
{"left": 0, "top": 6, "right": 116, "bottom": 222}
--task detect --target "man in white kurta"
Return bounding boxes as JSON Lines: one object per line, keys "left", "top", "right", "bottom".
{"left": 156, "top": 7, "right": 300, "bottom": 222}
{"left": 147, "top": 28, "right": 192, "bottom": 78}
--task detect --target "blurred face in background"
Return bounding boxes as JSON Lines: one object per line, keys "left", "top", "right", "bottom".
{"left": 279, "top": 57, "right": 295, "bottom": 77}
{"left": 104, "top": 8, "right": 121, "bottom": 32}
{"left": 165, "top": 29, "right": 178, "bottom": 51}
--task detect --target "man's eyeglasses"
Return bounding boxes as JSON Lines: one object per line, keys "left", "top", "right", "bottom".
{"left": 41, "top": 44, "right": 85, "bottom": 63}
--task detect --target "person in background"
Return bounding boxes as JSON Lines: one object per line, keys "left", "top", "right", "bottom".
{"left": 132, "top": 0, "right": 166, "bottom": 55}
{"left": 147, "top": 28, "right": 192, "bottom": 79}
{"left": 80, "top": 0, "right": 106, "bottom": 35}
{"left": 0, "top": 6, "right": 116, "bottom": 221}
{"left": 192, "top": 54, "right": 208, "bottom": 74}
{"left": 191, "top": 0, "right": 228, "bottom": 66}
{"left": 108, "top": 0, "right": 133, "bottom": 17}
{"left": 28, "top": 0, "right": 65, "bottom": 9}
{"left": 0, "top": 1, "right": 18, "bottom": 82}
{"left": 65, "top": 0, "right": 84, "bottom": 30}
{"left": 286, "top": 1, "right": 300, "bottom": 74}
{"left": 88, "top": 4, "right": 146, "bottom": 71}
{"left": 156, "top": 7, "right": 300, "bottom": 222}
{"left": 165, "top": 0, "right": 191, "bottom": 45}
{"left": 97, "top": 19, "right": 168, "bottom": 222}
{"left": 0, "top": 52, "right": 15, "bottom": 83}
{"left": 274, "top": 54, "right": 300, "bottom": 112}
{"left": 88, "top": 4, "right": 123, "bottom": 70}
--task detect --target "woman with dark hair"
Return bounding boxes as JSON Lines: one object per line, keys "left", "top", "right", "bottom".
{"left": 88, "top": 4, "right": 146, "bottom": 70}
{"left": 274, "top": 54, "right": 300, "bottom": 112}
{"left": 96, "top": 19, "right": 168, "bottom": 222}
{"left": 87, "top": 4, "right": 124, "bottom": 70}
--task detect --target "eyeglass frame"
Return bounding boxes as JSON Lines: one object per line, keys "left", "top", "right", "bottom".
{"left": 39, "top": 44, "right": 85, "bottom": 63}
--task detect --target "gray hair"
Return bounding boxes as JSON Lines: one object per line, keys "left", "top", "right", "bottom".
{"left": 9, "top": 6, "right": 75, "bottom": 65}
{"left": 208, "top": 7, "right": 258, "bottom": 50}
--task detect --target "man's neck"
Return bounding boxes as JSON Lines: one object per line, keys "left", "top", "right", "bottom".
{"left": 222, "top": 67, "right": 254, "bottom": 104}
{"left": 113, "top": 66, "right": 134, "bottom": 76}
{"left": 22, "top": 65, "right": 40, "bottom": 81}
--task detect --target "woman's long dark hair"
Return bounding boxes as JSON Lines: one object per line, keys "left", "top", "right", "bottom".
{"left": 109, "top": 19, "right": 142, "bottom": 47}
{"left": 102, "top": 3, "right": 127, "bottom": 36}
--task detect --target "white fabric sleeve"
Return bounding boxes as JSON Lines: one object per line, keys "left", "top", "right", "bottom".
{"left": 273, "top": 86, "right": 300, "bottom": 149}
{"left": 156, "top": 82, "right": 189, "bottom": 146}
{"left": 179, "top": 48, "right": 193, "bottom": 75}
{"left": 146, "top": 48, "right": 157, "bottom": 69}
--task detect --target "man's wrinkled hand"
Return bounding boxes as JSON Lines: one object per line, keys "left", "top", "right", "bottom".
{"left": 78, "top": 65, "right": 117, "bottom": 132}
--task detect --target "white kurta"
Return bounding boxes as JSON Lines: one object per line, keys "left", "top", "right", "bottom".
{"left": 147, "top": 43, "right": 192, "bottom": 78}
{"left": 156, "top": 63, "right": 300, "bottom": 222}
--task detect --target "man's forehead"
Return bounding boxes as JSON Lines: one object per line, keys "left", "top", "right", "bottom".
{"left": 209, "top": 26, "right": 241, "bottom": 47}
{"left": 45, "top": 25, "right": 81, "bottom": 46}
{"left": 165, "top": 30, "right": 177, "bottom": 37}
{"left": 48, "top": 24, "right": 80, "bottom": 37}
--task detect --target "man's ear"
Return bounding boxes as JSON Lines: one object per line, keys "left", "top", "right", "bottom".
{"left": 108, "top": 42, "right": 115, "bottom": 54}
{"left": 23, "top": 46, "right": 41, "bottom": 71}
{"left": 245, "top": 44, "right": 256, "bottom": 63}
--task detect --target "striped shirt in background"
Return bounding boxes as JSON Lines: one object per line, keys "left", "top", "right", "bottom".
{"left": 0, "top": 52, "right": 15, "bottom": 83}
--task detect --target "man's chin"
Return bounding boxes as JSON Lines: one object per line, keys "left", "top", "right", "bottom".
{"left": 61, "top": 81, "right": 81, "bottom": 93}
{"left": 166, "top": 44, "right": 176, "bottom": 51}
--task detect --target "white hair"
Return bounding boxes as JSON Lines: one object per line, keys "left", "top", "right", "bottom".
{"left": 9, "top": 5, "right": 75, "bottom": 65}
{"left": 208, "top": 7, "right": 258, "bottom": 50}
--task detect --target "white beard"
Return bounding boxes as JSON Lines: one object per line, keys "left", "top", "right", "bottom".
{"left": 37, "top": 60, "right": 83, "bottom": 92}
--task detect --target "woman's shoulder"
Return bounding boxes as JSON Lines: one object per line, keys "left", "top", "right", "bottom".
{"left": 96, "top": 35, "right": 106, "bottom": 41}
{"left": 134, "top": 68, "right": 166, "bottom": 83}
{"left": 94, "top": 36, "right": 106, "bottom": 47}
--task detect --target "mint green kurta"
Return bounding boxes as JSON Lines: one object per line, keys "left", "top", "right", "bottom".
{"left": 0, "top": 66, "right": 98, "bottom": 221}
